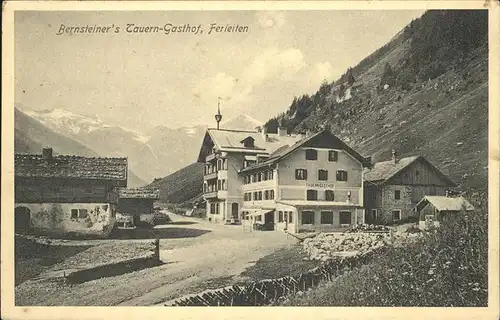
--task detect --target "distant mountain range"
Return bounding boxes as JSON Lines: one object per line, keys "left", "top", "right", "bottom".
{"left": 14, "top": 107, "right": 146, "bottom": 187}
{"left": 14, "top": 103, "right": 264, "bottom": 187}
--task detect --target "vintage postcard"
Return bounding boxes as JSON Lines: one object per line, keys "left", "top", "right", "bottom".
{"left": 1, "top": 1, "right": 499, "bottom": 319}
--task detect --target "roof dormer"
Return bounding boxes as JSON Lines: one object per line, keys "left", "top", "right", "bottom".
{"left": 240, "top": 136, "right": 255, "bottom": 148}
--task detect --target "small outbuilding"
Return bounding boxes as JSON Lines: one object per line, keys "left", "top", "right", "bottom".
{"left": 414, "top": 195, "right": 475, "bottom": 230}
{"left": 117, "top": 188, "right": 160, "bottom": 227}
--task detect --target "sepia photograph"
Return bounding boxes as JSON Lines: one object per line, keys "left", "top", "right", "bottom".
{"left": 1, "top": 1, "right": 499, "bottom": 318}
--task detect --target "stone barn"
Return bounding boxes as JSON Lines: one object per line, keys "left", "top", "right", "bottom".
{"left": 117, "top": 188, "right": 160, "bottom": 227}
{"left": 363, "top": 151, "right": 456, "bottom": 225}
{"left": 14, "top": 147, "right": 127, "bottom": 237}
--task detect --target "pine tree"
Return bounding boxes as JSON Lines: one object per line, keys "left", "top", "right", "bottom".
{"left": 346, "top": 68, "right": 355, "bottom": 85}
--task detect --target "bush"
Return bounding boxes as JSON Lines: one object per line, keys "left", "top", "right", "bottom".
{"left": 283, "top": 206, "right": 488, "bottom": 306}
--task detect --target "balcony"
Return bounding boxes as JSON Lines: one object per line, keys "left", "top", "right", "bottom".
{"left": 204, "top": 171, "right": 218, "bottom": 180}
{"left": 206, "top": 153, "right": 217, "bottom": 162}
{"left": 204, "top": 191, "right": 218, "bottom": 199}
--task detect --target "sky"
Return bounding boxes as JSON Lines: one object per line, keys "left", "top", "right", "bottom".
{"left": 15, "top": 10, "right": 425, "bottom": 130}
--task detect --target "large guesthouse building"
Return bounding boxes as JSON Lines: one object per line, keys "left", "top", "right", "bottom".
{"left": 197, "top": 108, "right": 371, "bottom": 233}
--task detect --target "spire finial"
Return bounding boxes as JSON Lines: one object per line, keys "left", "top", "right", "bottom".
{"left": 215, "top": 97, "right": 223, "bottom": 130}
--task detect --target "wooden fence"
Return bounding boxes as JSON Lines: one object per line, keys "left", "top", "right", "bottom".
{"left": 166, "top": 248, "right": 379, "bottom": 306}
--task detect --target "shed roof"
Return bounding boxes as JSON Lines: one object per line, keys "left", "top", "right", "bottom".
{"left": 118, "top": 188, "right": 160, "bottom": 199}
{"left": 15, "top": 152, "right": 128, "bottom": 184}
{"left": 417, "top": 196, "right": 475, "bottom": 212}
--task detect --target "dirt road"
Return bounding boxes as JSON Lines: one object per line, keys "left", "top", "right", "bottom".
{"left": 16, "top": 214, "right": 296, "bottom": 306}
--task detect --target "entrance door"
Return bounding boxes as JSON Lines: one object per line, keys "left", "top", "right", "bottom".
{"left": 15, "top": 206, "right": 31, "bottom": 232}
{"left": 425, "top": 215, "right": 434, "bottom": 228}
{"left": 264, "top": 211, "right": 274, "bottom": 230}
{"left": 231, "top": 203, "right": 239, "bottom": 219}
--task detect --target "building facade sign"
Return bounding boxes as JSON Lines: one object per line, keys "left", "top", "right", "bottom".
{"left": 305, "top": 182, "right": 336, "bottom": 189}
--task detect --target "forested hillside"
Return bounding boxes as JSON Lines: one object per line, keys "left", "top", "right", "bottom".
{"left": 264, "top": 10, "right": 488, "bottom": 190}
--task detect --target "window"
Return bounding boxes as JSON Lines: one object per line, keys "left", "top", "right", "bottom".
{"left": 295, "top": 169, "right": 308, "bottom": 180}
{"left": 78, "top": 209, "right": 88, "bottom": 219}
{"left": 320, "top": 211, "right": 334, "bottom": 224}
{"left": 339, "top": 211, "right": 352, "bottom": 225}
{"left": 71, "top": 209, "right": 78, "bottom": 219}
{"left": 269, "top": 190, "right": 275, "bottom": 200}
{"left": 395, "top": 190, "right": 401, "bottom": 200}
{"left": 288, "top": 212, "right": 293, "bottom": 223}
{"left": 336, "top": 170, "right": 348, "bottom": 181}
{"left": 49, "top": 186, "right": 60, "bottom": 193}
{"left": 217, "top": 180, "right": 221, "bottom": 190}
{"left": 306, "top": 190, "right": 318, "bottom": 200}
{"left": 328, "top": 150, "right": 338, "bottom": 162}
{"left": 415, "top": 170, "right": 420, "bottom": 177}
{"left": 279, "top": 211, "right": 284, "bottom": 222}
{"left": 264, "top": 190, "right": 269, "bottom": 200}
{"left": 223, "top": 159, "right": 228, "bottom": 170}
{"left": 215, "top": 203, "right": 220, "bottom": 215}
{"left": 305, "top": 149, "right": 318, "bottom": 160}
{"left": 325, "top": 190, "right": 335, "bottom": 201}
{"left": 258, "top": 191, "right": 262, "bottom": 200}
{"left": 392, "top": 210, "right": 401, "bottom": 221}
{"left": 318, "top": 169, "right": 328, "bottom": 181}
{"left": 217, "top": 160, "right": 221, "bottom": 170}
{"left": 302, "top": 211, "right": 315, "bottom": 224}
{"left": 254, "top": 192, "right": 258, "bottom": 200}
{"left": 258, "top": 173, "right": 262, "bottom": 182}
{"left": 269, "top": 171, "right": 274, "bottom": 180}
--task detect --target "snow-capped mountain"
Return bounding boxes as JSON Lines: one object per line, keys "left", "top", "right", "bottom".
{"left": 14, "top": 107, "right": 147, "bottom": 187}
{"left": 15, "top": 106, "right": 265, "bottom": 183}
{"left": 221, "top": 114, "right": 264, "bottom": 131}
{"left": 21, "top": 107, "right": 150, "bottom": 144}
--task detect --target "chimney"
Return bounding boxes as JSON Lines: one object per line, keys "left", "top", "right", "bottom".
{"left": 392, "top": 149, "right": 398, "bottom": 164}
{"left": 42, "top": 147, "right": 53, "bottom": 162}
{"left": 261, "top": 127, "right": 269, "bottom": 141}
{"left": 277, "top": 126, "right": 287, "bottom": 137}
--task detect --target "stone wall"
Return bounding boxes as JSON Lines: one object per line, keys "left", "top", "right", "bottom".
{"left": 380, "top": 185, "right": 413, "bottom": 223}
{"left": 15, "top": 202, "right": 116, "bottom": 237}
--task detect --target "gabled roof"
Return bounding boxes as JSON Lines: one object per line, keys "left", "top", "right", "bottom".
{"left": 119, "top": 187, "right": 160, "bottom": 199}
{"left": 15, "top": 153, "right": 128, "bottom": 185}
{"left": 364, "top": 156, "right": 420, "bottom": 183}
{"left": 416, "top": 196, "right": 475, "bottom": 212}
{"left": 240, "top": 130, "right": 371, "bottom": 173}
{"left": 197, "top": 128, "right": 302, "bottom": 162}
{"left": 364, "top": 156, "right": 456, "bottom": 187}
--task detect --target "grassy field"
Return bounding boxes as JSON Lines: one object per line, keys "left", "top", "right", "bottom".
{"left": 281, "top": 204, "right": 488, "bottom": 307}
{"left": 15, "top": 237, "right": 91, "bottom": 285}
{"left": 15, "top": 236, "right": 155, "bottom": 285}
